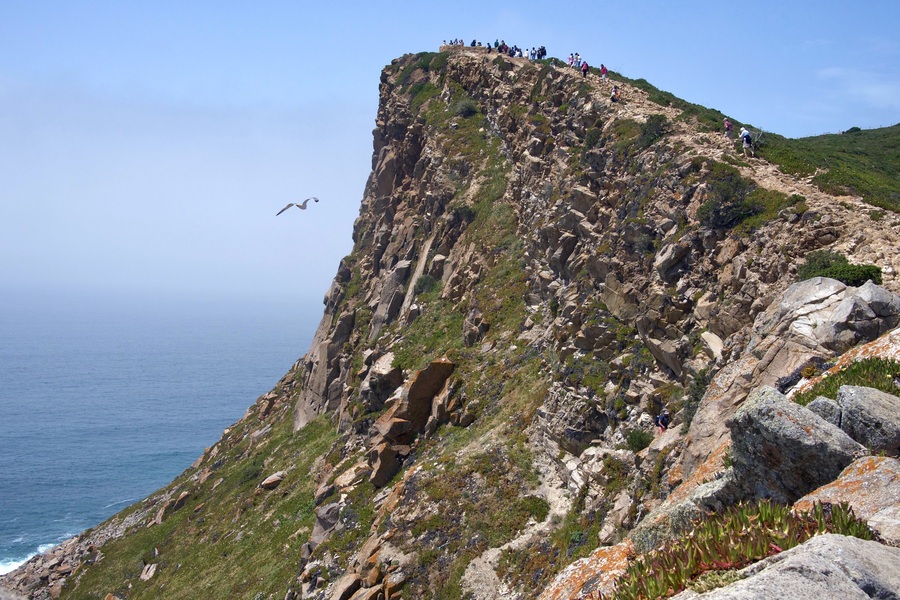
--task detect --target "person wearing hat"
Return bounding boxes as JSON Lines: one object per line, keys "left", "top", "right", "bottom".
{"left": 655, "top": 409, "right": 671, "bottom": 433}
{"left": 739, "top": 126, "right": 755, "bottom": 158}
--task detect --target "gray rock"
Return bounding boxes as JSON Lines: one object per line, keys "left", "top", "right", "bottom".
{"left": 868, "top": 506, "right": 900, "bottom": 546}
{"left": 672, "top": 534, "right": 900, "bottom": 599}
{"left": 311, "top": 502, "right": 342, "bottom": 545}
{"left": 727, "top": 387, "right": 867, "bottom": 503}
{"left": 535, "top": 385, "right": 609, "bottom": 456}
{"left": 836, "top": 385, "right": 900, "bottom": 455}
{"left": 795, "top": 456, "right": 900, "bottom": 544}
{"left": 806, "top": 395, "right": 841, "bottom": 427}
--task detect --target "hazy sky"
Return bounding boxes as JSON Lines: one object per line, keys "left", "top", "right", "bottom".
{"left": 2, "top": 1, "right": 897, "bottom": 314}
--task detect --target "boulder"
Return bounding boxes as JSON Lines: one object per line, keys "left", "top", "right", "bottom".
{"left": 670, "top": 534, "right": 900, "bottom": 599}
{"left": 358, "top": 352, "right": 403, "bottom": 412}
{"left": 535, "top": 384, "right": 609, "bottom": 456}
{"left": 805, "top": 396, "right": 841, "bottom": 427}
{"left": 330, "top": 573, "right": 361, "bottom": 600}
{"left": 682, "top": 279, "right": 900, "bottom": 480}
{"left": 835, "top": 385, "right": 900, "bottom": 455}
{"left": 727, "top": 387, "right": 867, "bottom": 503}
{"left": 311, "top": 502, "right": 342, "bottom": 545}
{"left": 259, "top": 471, "right": 285, "bottom": 490}
{"left": 368, "top": 442, "right": 401, "bottom": 488}
{"left": 139, "top": 563, "right": 157, "bottom": 581}
{"left": 794, "top": 456, "right": 900, "bottom": 543}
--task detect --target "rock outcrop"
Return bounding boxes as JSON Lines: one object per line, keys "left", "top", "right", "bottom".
{"left": 5, "top": 46, "right": 900, "bottom": 600}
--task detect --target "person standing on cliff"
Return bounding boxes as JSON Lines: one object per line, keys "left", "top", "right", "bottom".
{"left": 581, "top": 60, "right": 589, "bottom": 78}
{"left": 723, "top": 118, "right": 734, "bottom": 140}
{"left": 740, "top": 127, "right": 755, "bottom": 158}
{"left": 600, "top": 64, "right": 608, "bottom": 81}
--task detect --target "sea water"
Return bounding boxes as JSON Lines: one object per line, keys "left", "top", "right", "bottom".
{"left": 0, "top": 291, "right": 316, "bottom": 574}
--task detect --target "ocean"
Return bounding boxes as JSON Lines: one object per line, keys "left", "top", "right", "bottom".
{"left": 0, "top": 291, "right": 316, "bottom": 575}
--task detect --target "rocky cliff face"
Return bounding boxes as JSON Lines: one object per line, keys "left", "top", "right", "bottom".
{"left": 5, "top": 47, "right": 900, "bottom": 600}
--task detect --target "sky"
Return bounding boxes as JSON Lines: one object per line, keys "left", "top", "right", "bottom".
{"left": 1, "top": 1, "right": 898, "bottom": 318}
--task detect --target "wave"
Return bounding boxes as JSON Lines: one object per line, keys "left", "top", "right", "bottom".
{"left": 0, "top": 544, "right": 58, "bottom": 576}
{"left": 102, "top": 497, "right": 137, "bottom": 510}
{"left": 0, "top": 553, "right": 34, "bottom": 576}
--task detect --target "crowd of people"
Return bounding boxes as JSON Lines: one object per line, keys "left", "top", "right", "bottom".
{"left": 443, "top": 38, "right": 547, "bottom": 60}
{"left": 441, "top": 39, "right": 620, "bottom": 100}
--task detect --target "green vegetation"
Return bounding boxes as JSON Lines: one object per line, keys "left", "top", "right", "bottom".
{"left": 760, "top": 124, "right": 900, "bottom": 212}
{"left": 796, "top": 249, "right": 882, "bottom": 286}
{"left": 603, "top": 500, "right": 872, "bottom": 599}
{"left": 791, "top": 357, "right": 900, "bottom": 406}
{"left": 410, "top": 81, "right": 440, "bottom": 113}
{"left": 695, "top": 161, "right": 760, "bottom": 229}
{"left": 639, "top": 114, "right": 668, "bottom": 148}
{"left": 626, "top": 428, "right": 654, "bottom": 453}
{"left": 695, "top": 160, "right": 805, "bottom": 231}
{"left": 64, "top": 415, "right": 339, "bottom": 600}
{"left": 396, "top": 447, "right": 549, "bottom": 597}
{"left": 680, "top": 367, "right": 711, "bottom": 434}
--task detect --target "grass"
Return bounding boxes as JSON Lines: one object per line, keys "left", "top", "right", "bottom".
{"left": 791, "top": 357, "right": 900, "bottom": 406}
{"left": 63, "top": 415, "right": 338, "bottom": 600}
{"left": 760, "top": 123, "right": 900, "bottom": 212}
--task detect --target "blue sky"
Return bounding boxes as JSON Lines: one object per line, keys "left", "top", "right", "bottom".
{"left": 1, "top": 1, "right": 897, "bottom": 315}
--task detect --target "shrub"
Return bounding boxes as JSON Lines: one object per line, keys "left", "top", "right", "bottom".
{"left": 453, "top": 98, "right": 479, "bottom": 118}
{"left": 584, "top": 127, "right": 603, "bottom": 150}
{"left": 414, "top": 274, "right": 439, "bottom": 295}
{"left": 797, "top": 249, "right": 846, "bottom": 280}
{"left": 816, "top": 263, "right": 882, "bottom": 286}
{"left": 639, "top": 114, "right": 668, "bottom": 148}
{"left": 696, "top": 162, "right": 761, "bottom": 229}
{"left": 626, "top": 428, "right": 654, "bottom": 453}
{"left": 797, "top": 249, "right": 882, "bottom": 286}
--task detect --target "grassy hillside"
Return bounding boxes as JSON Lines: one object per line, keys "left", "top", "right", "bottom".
{"left": 760, "top": 124, "right": 900, "bottom": 213}
{"left": 599, "top": 70, "right": 900, "bottom": 212}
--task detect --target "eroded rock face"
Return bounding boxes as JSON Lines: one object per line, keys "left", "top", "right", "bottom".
{"left": 367, "top": 358, "right": 456, "bottom": 486}
{"left": 536, "top": 384, "right": 609, "bottom": 456}
{"left": 683, "top": 279, "right": 900, "bottom": 479}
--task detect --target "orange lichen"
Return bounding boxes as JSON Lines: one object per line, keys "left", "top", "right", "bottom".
{"left": 536, "top": 541, "right": 635, "bottom": 600}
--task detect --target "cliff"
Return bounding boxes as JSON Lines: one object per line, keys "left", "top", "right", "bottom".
{"left": 4, "top": 47, "right": 900, "bottom": 600}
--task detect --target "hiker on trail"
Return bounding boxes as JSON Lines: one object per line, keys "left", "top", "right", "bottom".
{"left": 611, "top": 85, "right": 620, "bottom": 103}
{"left": 574, "top": 53, "right": 581, "bottom": 68}
{"left": 568, "top": 53, "right": 574, "bottom": 67}
{"left": 723, "top": 118, "right": 734, "bottom": 139}
{"left": 581, "top": 61, "right": 589, "bottom": 78}
{"left": 740, "top": 127, "right": 755, "bottom": 158}
{"left": 655, "top": 409, "right": 671, "bottom": 433}
{"left": 600, "top": 64, "right": 608, "bottom": 81}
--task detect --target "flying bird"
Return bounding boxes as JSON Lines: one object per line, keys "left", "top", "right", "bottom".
{"left": 276, "top": 197, "right": 319, "bottom": 216}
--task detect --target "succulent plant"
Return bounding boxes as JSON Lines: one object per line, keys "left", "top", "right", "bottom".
{"left": 594, "top": 500, "right": 872, "bottom": 599}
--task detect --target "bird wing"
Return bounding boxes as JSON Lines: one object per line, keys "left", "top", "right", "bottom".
{"left": 276, "top": 203, "right": 295, "bottom": 216}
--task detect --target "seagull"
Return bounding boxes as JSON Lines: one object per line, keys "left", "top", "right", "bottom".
{"left": 276, "top": 197, "right": 319, "bottom": 215}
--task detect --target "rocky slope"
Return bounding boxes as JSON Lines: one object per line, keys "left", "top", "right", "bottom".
{"left": 4, "top": 46, "right": 900, "bottom": 600}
